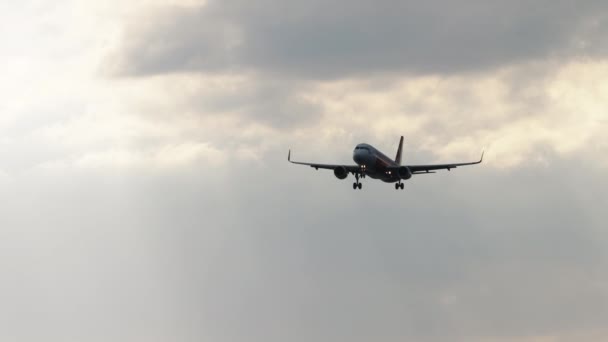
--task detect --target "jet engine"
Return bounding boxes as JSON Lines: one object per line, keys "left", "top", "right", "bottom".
{"left": 333, "top": 166, "right": 348, "bottom": 180}
{"left": 398, "top": 166, "right": 412, "bottom": 180}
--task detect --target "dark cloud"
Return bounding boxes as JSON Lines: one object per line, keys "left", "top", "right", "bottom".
{"left": 188, "top": 78, "right": 323, "bottom": 128}
{"left": 107, "top": 0, "right": 608, "bottom": 78}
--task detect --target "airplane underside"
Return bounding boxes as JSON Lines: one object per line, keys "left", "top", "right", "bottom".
{"left": 353, "top": 169, "right": 405, "bottom": 190}
{"left": 362, "top": 170, "right": 400, "bottom": 183}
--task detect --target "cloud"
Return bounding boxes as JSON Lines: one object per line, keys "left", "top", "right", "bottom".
{"left": 1, "top": 2, "right": 608, "bottom": 341}
{"left": 92, "top": 0, "right": 608, "bottom": 168}
{"left": 300, "top": 61, "right": 608, "bottom": 168}
{"left": 106, "top": 0, "right": 608, "bottom": 78}
{"left": 2, "top": 153, "right": 607, "bottom": 342}
{"left": 4, "top": 60, "right": 606, "bottom": 173}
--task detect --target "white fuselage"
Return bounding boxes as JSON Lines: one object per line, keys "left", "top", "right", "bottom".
{"left": 352, "top": 143, "right": 401, "bottom": 183}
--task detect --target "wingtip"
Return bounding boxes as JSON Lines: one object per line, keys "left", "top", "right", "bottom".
{"left": 480, "top": 150, "right": 485, "bottom": 163}
{"left": 288, "top": 149, "right": 291, "bottom": 162}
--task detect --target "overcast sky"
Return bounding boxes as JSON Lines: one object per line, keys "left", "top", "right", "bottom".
{"left": 1, "top": 1, "right": 607, "bottom": 341}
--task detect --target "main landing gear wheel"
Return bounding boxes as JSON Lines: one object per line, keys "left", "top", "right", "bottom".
{"left": 395, "top": 182, "right": 404, "bottom": 190}
{"left": 353, "top": 174, "right": 363, "bottom": 190}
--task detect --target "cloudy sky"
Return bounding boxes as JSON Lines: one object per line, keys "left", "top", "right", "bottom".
{"left": 1, "top": 0, "right": 607, "bottom": 341}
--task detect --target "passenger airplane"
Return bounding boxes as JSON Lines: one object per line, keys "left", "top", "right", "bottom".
{"left": 288, "top": 136, "right": 483, "bottom": 190}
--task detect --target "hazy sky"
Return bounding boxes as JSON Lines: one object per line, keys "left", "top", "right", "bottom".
{"left": 1, "top": 1, "right": 607, "bottom": 341}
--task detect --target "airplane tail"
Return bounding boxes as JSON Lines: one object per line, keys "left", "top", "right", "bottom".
{"left": 395, "top": 136, "right": 404, "bottom": 165}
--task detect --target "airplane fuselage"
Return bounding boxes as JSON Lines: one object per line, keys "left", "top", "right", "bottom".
{"left": 353, "top": 143, "right": 402, "bottom": 183}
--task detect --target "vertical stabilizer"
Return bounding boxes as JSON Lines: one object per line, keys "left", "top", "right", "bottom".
{"left": 395, "top": 136, "right": 404, "bottom": 165}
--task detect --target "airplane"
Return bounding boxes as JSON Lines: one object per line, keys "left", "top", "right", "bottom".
{"left": 288, "top": 136, "right": 483, "bottom": 190}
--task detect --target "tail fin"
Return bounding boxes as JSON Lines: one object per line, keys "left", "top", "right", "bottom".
{"left": 395, "top": 136, "right": 404, "bottom": 165}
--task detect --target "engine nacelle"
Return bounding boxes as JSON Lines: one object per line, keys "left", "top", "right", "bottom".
{"left": 333, "top": 166, "right": 348, "bottom": 180}
{"left": 398, "top": 166, "right": 412, "bottom": 180}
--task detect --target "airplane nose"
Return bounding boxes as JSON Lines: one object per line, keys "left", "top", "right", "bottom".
{"left": 353, "top": 150, "right": 365, "bottom": 164}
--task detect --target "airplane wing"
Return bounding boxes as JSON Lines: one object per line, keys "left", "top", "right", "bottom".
{"left": 407, "top": 151, "right": 484, "bottom": 174}
{"left": 288, "top": 150, "right": 361, "bottom": 173}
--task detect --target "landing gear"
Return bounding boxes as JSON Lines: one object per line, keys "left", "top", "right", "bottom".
{"left": 395, "top": 182, "right": 404, "bottom": 190}
{"left": 353, "top": 173, "right": 363, "bottom": 190}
